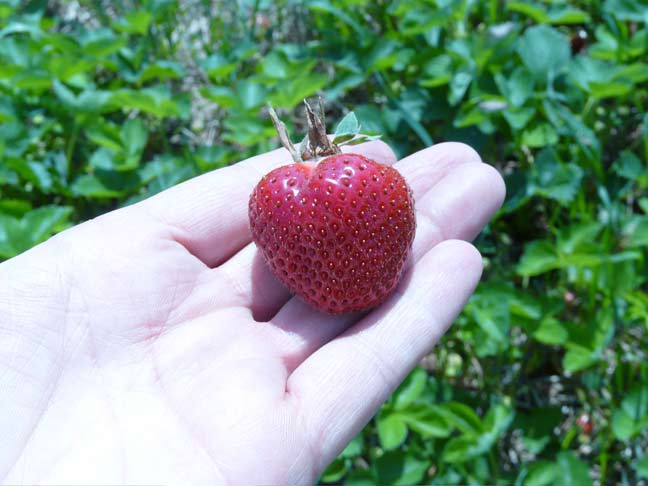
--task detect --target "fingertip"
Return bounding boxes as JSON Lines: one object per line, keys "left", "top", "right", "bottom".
{"left": 433, "top": 141, "right": 483, "bottom": 164}
{"left": 429, "top": 239, "right": 483, "bottom": 284}
{"left": 480, "top": 162, "right": 507, "bottom": 210}
{"left": 462, "top": 162, "right": 507, "bottom": 216}
{"left": 396, "top": 142, "right": 482, "bottom": 197}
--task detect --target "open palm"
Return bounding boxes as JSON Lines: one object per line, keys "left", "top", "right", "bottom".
{"left": 0, "top": 141, "right": 504, "bottom": 485}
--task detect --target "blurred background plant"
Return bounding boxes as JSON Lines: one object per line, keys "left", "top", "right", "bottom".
{"left": 1, "top": 0, "right": 647, "bottom": 484}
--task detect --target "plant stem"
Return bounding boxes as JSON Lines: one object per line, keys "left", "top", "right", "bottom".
{"left": 489, "top": 450, "right": 500, "bottom": 484}
{"left": 267, "top": 105, "right": 301, "bottom": 162}
{"left": 66, "top": 119, "right": 79, "bottom": 172}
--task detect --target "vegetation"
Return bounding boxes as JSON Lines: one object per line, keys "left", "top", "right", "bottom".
{"left": 1, "top": 0, "right": 647, "bottom": 484}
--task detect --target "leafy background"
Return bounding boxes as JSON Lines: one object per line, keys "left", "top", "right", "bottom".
{"left": 1, "top": 0, "right": 647, "bottom": 484}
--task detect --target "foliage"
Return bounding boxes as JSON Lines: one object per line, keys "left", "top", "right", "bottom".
{"left": 1, "top": 0, "right": 647, "bottom": 484}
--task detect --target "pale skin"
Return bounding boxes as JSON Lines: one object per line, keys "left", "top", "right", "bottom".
{"left": 0, "top": 141, "right": 505, "bottom": 485}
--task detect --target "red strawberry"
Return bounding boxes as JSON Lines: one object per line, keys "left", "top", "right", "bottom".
{"left": 248, "top": 102, "right": 415, "bottom": 314}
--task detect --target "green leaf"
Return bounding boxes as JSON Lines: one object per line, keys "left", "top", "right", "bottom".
{"left": 86, "top": 124, "right": 123, "bottom": 152}
{"left": 612, "top": 407, "right": 637, "bottom": 440}
{"left": 365, "top": 38, "right": 401, "bottom": 72}
{"left": 308, "top": 0, "right": 369, "bottom": 37}
{"left": 120, "top": 118, "right": 148, "bottom": 168}
{"left": 503, "top": 106, "right": 535, "bottom": 130}
{"left": 71, "top": 171, "right": 140, "bottom": 199}
{"left": 635, "top": 455, "right": 648, "bottom": 480}
{"left": 0, "top": 199, "right": 31, "bottom": 217}
{"left": 569, "top": 56, "right": 614, "bottom": 92}
{"left": 603, "top": 0, "right": 648, "bottom": 21}
{"left": 25, "top": 206, "right": 72, "bottom": 243}
{"left": 522, "top": 461, "right": 558, "bottom": 486}
{"left": 137, "top": 61, "right": 185, "bottom": 83}
{"left": 340, "top": 134, "right": 382, "bottom": 146}
{"left": 613, "top": 150, "right": 645, "bottom": 179}
{"left": 192, "top": 145, "right": 234, "bottom": 172}
{"left": 531, "top": 149, "right": 584, "bottom": 205}
{"left": 111, "top": 86, "right": 187, "bottom": 118}
{"left": 5, "top": 159, "right": 53, "bottom": 193}
{"left": 612, "top": 385, "right": 648, "bottom": 440}
{"left": 522, "top": 123, "right": 558, "bottom": 148}
{"left": 200, "top": 86, "right": 237, "bottom": 108}
{"left": 89, "top": 147, "right": 115, "bottom": 171}
{"left": 558, "top": 221, "right": 604, "bottom": 254}
{"left": 344, "top": 470, "right": 374, "bottom": 486}
{"left": 237, "top": 79, "right": 269, "bottom": 110}
{"left": 13, "top": 70, "right": 51, "bottom": 90}
{"left": 469, "top": 290, "right": 510, "bottom": 343}
{"left": 320, "top": 458, "right": 348, "bottom": 483}
{"left": 420, "top": 55, "right": 452, "bottom": 87}
{"left": 548, "top": 7, "right": 591, "bottom": 24}
{"left": 517, "top": 241, "right": 558, "bottom": 277}
{"left": 442, "top": 435, "right": 484, "bottom": 463}
{"left": 533, "top": 317, "right": 568, "bottom": 345}
{"left": 545, "top": 102, "right": 601, "bottom": 162}
{"left": 200, "top": 54, "right": 237, "bottom": 81}
{"left": 393, "top": 368, "right": 427, "bottom": 410}
{"left": 589, "top": 81, "right": 632, "bottom": 98}
{"left": 333, "top": 112, "right": 361, "bottom": 144}
{"left": 626, "top": 217, "right": 648, "bottom": 247}
{"left": 517, "top": 25, "right": 571, "bottom": 82}
{"left": 377, "top": 413, "right": 408, "bottom": 450}
{"left": 483, "top": 404, "right": 515, "bottom": 442}
{"left": 507, "top": 2, "right": 550, "bottom": 23}
{"left": 223, "top": 114, "right": 276, "bottom": 146}
{"left": 615, "top": 63, "right": 648, "bottom": 84}
{"left": 340, "top": 435, "right": 363, "bottom": 458}
{"left": 401, "top": 403, "right": 453, "bottom": 438}
{"left": 438, "top": 402, "right": 483, "bottom": 435}
{"left": 0, "top": 206, "right": 72, "bottom": 258}
{"left": 112, "top": 10, "right": 152, "bottom": 35}
{"left": 270, "top": 73, "right": 328, "bottom": 109}
{"left": 563, "top": 344, "right": 597, "bottom": 372}
{"left": 555, "top": 452, "right": 593, "bottom": 486}
{"left": 449, "top": 71, "right": 472, "bottom": 106}
{"left": 81, "top": 28, "right": 126, "bottom": 57}
{"left": 441, "top": 404, "right": 515, "bottom": 465}
{"left": 373, "top": 451, "right": 428, "bottom": 486}
{"left": 507, "top": 67, "right": 535, "bottom": 107}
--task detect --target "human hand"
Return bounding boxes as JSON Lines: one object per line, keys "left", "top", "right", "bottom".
{"left": 0, "top": 141, "right": 504, "bottom": 485}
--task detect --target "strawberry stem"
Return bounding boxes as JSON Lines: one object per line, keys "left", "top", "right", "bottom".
{"left": 267, "top": 104, "right": 302, "bottom": 163}
{"left": 303, "top": 99, "right": 341, "bottom": 159}
{"left": 268, "top": 99, "right": 352, "bottom": 164}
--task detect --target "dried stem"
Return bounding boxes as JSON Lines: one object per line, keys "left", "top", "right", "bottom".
{"left": 268, "top": 100, "right": 341, "bottom": 164}
{"left": 303, "top": 99, "right": 340, "bottom": 158}
{"left": 267, "top": 104, "right": 301, "bottom": 163}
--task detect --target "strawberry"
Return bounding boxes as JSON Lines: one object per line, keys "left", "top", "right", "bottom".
{"left": 248, "top": 101, "right": 415, "bottom": 314}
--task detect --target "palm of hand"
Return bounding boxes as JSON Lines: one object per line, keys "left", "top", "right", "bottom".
{"left": 1, "top": 142, "right": 504, "bottom": 485}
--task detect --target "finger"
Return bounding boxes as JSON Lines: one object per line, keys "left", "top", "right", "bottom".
{"left": 140, "top": 141, "right": 397, "bottom": 267}
{"left": 409, "top": 161, "right": 505, "bottom": 261}
{"left": 397, "top": 141, "right": 482, "bottom": 196}
{"left": 265, "top": 159, "right": 504, "bottom": 369}
{"left": 209, "top": 142, "right": 487, "bottom": 320}
{"left": 139, "top": 148, "right": 287, "bottom": 268}
{"left": 288, "top": 240, "right": 483, "bottom": 471}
